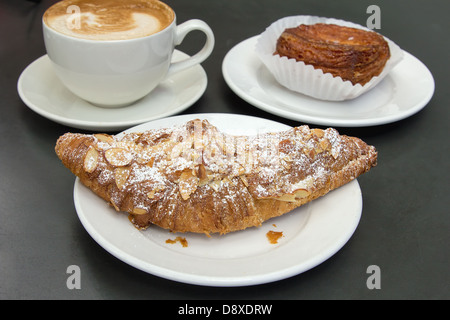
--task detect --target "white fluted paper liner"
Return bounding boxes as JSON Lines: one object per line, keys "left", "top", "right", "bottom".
{"left": 256, "top": 16, "right": 404, "bottom": 101}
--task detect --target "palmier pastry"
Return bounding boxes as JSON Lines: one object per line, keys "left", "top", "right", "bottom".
{"left": 275, "top": 23, "right": 390, "bottom": 85}
{"left": 55, "top": 119, "right": 377, "bottom": 235}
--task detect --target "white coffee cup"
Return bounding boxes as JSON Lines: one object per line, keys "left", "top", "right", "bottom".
{"left": 42, "top": 0, "right": 214, "bottom": 107}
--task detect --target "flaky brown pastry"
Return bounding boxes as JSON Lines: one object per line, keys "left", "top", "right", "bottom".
{"left": 275, "top": 23, "right": 390, "bottom": 85}
{"left": 55, "top": 119, "right": 377, "bottom": 235}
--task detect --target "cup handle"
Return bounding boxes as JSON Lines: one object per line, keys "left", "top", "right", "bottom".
{"left": 166, "top": 19, "right": 215, "bottom": 78}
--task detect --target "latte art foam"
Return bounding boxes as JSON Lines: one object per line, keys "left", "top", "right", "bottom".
{"left": 44, "top": 0, "right": 174, "bottom": 40}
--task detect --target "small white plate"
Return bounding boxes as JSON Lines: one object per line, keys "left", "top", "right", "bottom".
{"left": 73, "top": 113, "right": 363, "bottom": 287}
{"left": 17, "top": 52, "right": 207, "bottom": 131}
{"left": 223, "top": 36, "right": 435, "bottom": 127}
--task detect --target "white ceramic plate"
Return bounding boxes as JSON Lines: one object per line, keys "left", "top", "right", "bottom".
{"left": 223, "top": 36, "right": 435, "bottom": 127}
{"left": 17, "top": 52, "right": 207, "bottom": 131}
{"left": 73, "top": 113, "right": 363, "bottom": 286}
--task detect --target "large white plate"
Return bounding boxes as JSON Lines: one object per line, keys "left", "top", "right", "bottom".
{"left": 17, "top": 52, "right": 207, "bottom": 131}
{"left": 73, "top": 113, "right": 363, "bottom": 286}
{"left": 222, "top": 36, "right": 435, "bottom": 127}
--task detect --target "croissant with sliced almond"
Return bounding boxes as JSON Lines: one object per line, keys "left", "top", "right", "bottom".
{"left": 55, "top": 119, "right": 377, "bottom": 235}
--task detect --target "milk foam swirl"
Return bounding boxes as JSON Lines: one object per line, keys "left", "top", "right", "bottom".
{"left": 44, "top": 0, "right": 174, "bottom": 40}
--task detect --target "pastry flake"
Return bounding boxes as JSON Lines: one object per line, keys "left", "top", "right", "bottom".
{"left": 55, "top": 119, "right": 377, "bottom": 235}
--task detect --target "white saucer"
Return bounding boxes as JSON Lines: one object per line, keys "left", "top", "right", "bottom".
{"left": 17, "top": 52, "right": 207, "bottom": 131}
{"left": 223, "top": 36, "right": 435, "bottom": 127}
{"left": 74, "top": 113, "right": 363, "bottom": 287}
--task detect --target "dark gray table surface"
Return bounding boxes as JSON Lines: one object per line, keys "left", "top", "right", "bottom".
{"left": 1, "top": 0, "right": 448, "bottom": 300}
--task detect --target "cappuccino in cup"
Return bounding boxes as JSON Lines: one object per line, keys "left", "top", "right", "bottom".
{"left": 44, "top": 0, "right": 174, "bottom": 40}
{"left": 42, "top": 0, "right": 214, "bottom": 107}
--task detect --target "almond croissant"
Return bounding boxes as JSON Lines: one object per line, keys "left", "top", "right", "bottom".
{"left": 55, "top": 119, "right": 377, "bottom": 235}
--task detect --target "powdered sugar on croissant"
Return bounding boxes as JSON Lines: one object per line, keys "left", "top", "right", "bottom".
{"left": 55, "top": 119, "right": 377, "bottom": 235}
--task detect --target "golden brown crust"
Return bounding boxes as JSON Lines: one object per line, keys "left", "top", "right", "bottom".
{"left": 55, "top": 119, "right": 377, "bottom": 235}
{"left": 275, "top": 23, "right": 390, "bottom": 85}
